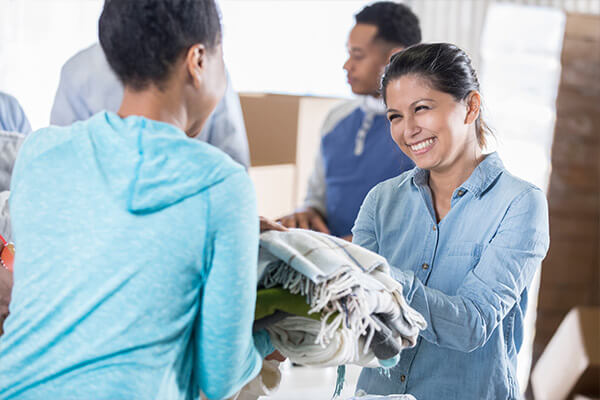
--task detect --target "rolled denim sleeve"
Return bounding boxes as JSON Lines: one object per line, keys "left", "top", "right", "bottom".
{"left": 397, "top": 188, "right": 550, "bottom": 352}
{"left": 352, "top": 184, "right": 380, "bottom": 253}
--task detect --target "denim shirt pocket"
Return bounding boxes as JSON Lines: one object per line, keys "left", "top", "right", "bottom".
{"left": 446, "top": 242, "right": 484, "bottom": 258}
{"left": 441, "top": 243, "right": 485, "bottom": 286}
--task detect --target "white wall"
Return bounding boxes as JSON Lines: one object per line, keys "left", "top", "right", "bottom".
{"left": 0, "top": 0, "right": 372, "bottom": 131}
{"left": 0, "top": 0, "right": 103, "bottom": 130}
{"left": 1, "top": 0, "right": 597, "bottom": 131}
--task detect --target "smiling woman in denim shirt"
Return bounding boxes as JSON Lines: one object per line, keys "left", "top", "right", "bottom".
{"left": 353, "top": 43, "right": 550, "bottom": 399}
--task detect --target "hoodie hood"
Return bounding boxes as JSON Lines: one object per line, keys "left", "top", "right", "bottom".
{"left": 79, "top": 111, "right": 243, "bottom": 214}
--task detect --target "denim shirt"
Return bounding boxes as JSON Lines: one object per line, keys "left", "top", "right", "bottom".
{"left": 352, "top": 152, "right": 549, "bottom": 400}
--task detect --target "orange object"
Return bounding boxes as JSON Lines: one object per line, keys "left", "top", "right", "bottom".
{"left": 0, "top": 235, "right": 14, "bottom": 272}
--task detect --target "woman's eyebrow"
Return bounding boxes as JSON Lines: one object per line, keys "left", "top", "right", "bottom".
{"left": 387, "top": 98, "right": 436, "bottom": 113}
{"left": 410, "top": 98, "right": 435, "bottom": 106}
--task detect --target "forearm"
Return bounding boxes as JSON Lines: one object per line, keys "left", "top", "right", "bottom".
{"left": 393, "top": 268, "right": 489, "bottom": 352}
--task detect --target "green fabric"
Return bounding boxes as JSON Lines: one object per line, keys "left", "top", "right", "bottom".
{"left": 255, "top": 288, "right": 320, "bottom": 321}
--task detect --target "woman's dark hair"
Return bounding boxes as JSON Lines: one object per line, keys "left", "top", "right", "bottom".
{"left": 99, "top": 0, "right": 222, "bottom": 91}
{"left": 355, "top": 2, "right": 421, "bottom": 48}
{"left": 382, "top": 43, "right": 493, "bottom": 148}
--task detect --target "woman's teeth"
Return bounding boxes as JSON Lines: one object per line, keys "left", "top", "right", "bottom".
{"left": 410, "top": 138, "right": 434, "bottom": 152}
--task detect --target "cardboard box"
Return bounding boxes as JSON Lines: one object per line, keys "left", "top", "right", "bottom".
{"left": 241, "top": 93, "right": 344, "bottom": 215}
{"left": 248, "top": 164, "right": 295, "bottom": 220}
{"left": 531, "top": 307, "right": 600, "bottom": 400}
{"left": 564, "top": 13, "right": 600, "bottom": 42}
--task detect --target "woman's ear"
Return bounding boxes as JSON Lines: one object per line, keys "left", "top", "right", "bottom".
{"left": 465, "top": 91, "right": 481, "bottom": 125}
{"left": 186, "top": 44, "right": 206, "bottom": 89}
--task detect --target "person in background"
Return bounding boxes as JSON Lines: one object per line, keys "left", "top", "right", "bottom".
{"left": 0, "top": 1, "right": 273, "bottom": 399}
{"left": 0, "top": 92, "right": 32, "bottom": 134}
{"left": 352, "top": 43, "right": 550, "bottom": 399}
{"left": 279, "top": 2, "right": 420, "bottom": 240}
{"left": 51, "top": 44, "right": 250, "bottom": 167}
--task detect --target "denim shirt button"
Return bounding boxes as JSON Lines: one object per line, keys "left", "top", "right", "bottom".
{"left": 422, "top": 263, "right": 429, "bottom": 270}
{"left": 400, "top": 374, "right": 406, "bottom": 382}
{"left": 458, "top": 189, "right": 465, "bottom": 197}
{"left": 432, "top": 225, "right": 437, "bottom": 231}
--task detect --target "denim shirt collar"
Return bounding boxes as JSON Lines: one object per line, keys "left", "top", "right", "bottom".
{"left": 404, "top": 152, "right": 504, "bottom": 198}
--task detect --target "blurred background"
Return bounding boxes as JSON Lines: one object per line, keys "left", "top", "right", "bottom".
{"left": 0, "top": 0, "right": 598, "bottom": 399}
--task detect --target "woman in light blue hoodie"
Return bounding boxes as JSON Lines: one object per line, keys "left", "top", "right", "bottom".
{"left": 0, "top": 1, "right": 272, "bottom": 399}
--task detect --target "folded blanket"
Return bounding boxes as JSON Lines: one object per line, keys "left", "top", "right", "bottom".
{"left": 255, "top": 288, "right": 319, "bottom": 321}
{"left": 257, "top": 229, "right": 426, "bottom": 368}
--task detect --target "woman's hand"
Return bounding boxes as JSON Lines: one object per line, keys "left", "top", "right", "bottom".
{"left": 265, "top": 349, "right": 286, "bottom": 362}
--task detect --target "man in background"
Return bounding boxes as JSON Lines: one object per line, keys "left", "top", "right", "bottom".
{"left": 0, "top": 92, "right": 31, "bottom": 134}
{"left": 280, "top": 2, "right": 421, "bottom": 239}
{"left": 51, "top": 43, "right": 250, "bottom": 167}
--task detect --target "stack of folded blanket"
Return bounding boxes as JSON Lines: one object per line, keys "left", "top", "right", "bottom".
{"left": 255, "top": 229, "right": 426, "bottom": 369}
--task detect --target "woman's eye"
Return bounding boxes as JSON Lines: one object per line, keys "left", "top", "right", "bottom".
{"left": 415, "top": 105, "right": 429, "bottom": 112}
{"left": 388, "top": 114, "right": 402, "bottom": 122}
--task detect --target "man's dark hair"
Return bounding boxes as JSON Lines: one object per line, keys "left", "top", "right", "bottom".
{"left": 355, "top": 2, "right": 421, "bottom": 48}
{"left": 99, "top": 0, "right": 222, "bottom": 91}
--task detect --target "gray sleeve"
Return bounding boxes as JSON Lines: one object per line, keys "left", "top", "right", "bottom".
{"left": 197, "top": 73, "right": 250, "bottom": 168}
{"left": 302, "top": 149, "right": 326, "bottom": 216}
{"left": 0, "top": 131, "right": 25, "bottom": 192}
{"left": 0, "top": 191, "right": 10, "bottom": 242}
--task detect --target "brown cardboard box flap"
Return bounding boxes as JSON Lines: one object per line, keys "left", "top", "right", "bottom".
{"left": 532, "top": 307, "right": 600, "bottom": 400}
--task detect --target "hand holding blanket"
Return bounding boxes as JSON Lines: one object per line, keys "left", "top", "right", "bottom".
{"left": 256, "top": 229, "right": 426, "bottom": 368}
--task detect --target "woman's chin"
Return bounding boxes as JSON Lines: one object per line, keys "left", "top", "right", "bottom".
{"left": 414, "top": 156, "right": 436, "bottom": 171}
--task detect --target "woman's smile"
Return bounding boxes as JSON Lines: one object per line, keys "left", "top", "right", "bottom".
{"left": 408, "top": 137, "right": 436, "bottom": 155}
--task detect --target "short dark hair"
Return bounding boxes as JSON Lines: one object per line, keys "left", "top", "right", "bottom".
{"left": 355, "top": 2, "right": 421, "bottom": 48}
{"left": 382, "top": 43, "right": 493, "bottom": 148}
{"left": 99, "top": 0, "right": 222, "bottom": 91}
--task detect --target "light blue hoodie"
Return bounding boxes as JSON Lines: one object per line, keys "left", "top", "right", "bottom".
{"left": 0, "top": 112, "right": 266, "bottom": 400}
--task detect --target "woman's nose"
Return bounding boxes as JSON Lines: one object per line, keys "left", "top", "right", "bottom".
{"left": 404, "top": 116, "right": 420, "bottom": 137}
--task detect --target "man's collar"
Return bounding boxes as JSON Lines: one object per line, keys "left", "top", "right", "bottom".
{"left": 359, "top": 95, "right": 386, "bottom": 115}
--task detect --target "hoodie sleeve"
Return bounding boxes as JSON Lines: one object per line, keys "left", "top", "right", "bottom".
{"left": 196, "top": 169, "right": 262, "bottom": 400}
